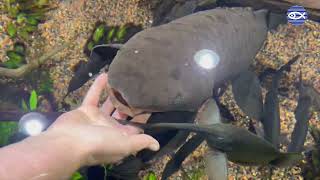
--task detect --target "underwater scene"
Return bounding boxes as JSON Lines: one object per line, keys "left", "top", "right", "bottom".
{"left": 0, "top": 0, "right": 319, "bottom": 179}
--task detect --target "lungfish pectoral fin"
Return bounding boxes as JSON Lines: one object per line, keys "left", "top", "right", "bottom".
{"left": 65, "top": 44, "right": 123, "bottom": 97}
{"left": 90, "top": 44, "right": 123, "bottom": 68}
{"left": 232, "top": 70, "right": 263, "bottom": 121}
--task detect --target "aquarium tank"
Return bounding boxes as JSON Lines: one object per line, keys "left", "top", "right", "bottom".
{"left": 0, "top": 0, "right": 319, "bottom": 179}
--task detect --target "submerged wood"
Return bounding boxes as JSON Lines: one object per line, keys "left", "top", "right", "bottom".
{"left": 0, "top": 44, "right": 69, "bottom": 78}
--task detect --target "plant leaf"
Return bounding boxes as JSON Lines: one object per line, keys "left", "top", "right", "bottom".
{"left": 70, "top": 171, "right": 85, "bottom": 180}
{"left": 106, "top": 28, "right": 116, "bottom": 43}
{"left": 232, "top": 70, "right": 263, "bottom": 120}
{"left": 3, "top": 59, "right": 19, "bottom": 69}
{"left": 21, "top": 99, "right": 29, "bottom": 112}
{"left": 120, "top": 24, "right": 143, "bottom": 43}
{"left": 7, "top": 23, "right": 17, "bottom": 37}
{"left": 23, "top": 24, "right": 37, "bottom": 33}
{"left": 13, "top": 42, "right": 26, "bottom": 55}
{"left": 6, "top": 50, "right": 24, "bottom": 65}
{"left": 8, "top": 6, "right": 19, "bottom": 17}
{"left": 17, "top": 28, "right": 29, "bottom": 40}
{"left": 143, "top": 171, "right": 157, "bottom": 180}
{"left": 0, "top": 122, "right": 18, "bottom": 147}
{"left": 87, "top": 41, "right": 95, "bottom": 51}
{"left": 115, "top": 25, "right": 126, "bottom": 42}
{"left": 17, "top": 13, "right": 27, "bottom": 24}
{"left": 29, "top": 90, "right": 38, "bottom": 111}
{"left": 38, "top": 73, "right": 54, "bottom": 94}
{"left": 35, "top": 0, "right": 49, "bottom": 8}
{"left": 162, "top": 134, "right": 204, "bottom": 180}
{"left": 93, "top": 25, "right": 105, "bottom": 43}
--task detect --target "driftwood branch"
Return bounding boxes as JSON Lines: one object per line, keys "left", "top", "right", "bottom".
{"left": 0, "top": 43, "right": 69, "bottom": 78}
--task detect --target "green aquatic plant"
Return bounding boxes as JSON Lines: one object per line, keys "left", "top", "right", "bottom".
{"left": 13, "top": 42, "right": 25, "bottom": 54}
{"left": 6, "top": 22, "right": 17, "bottom": 37}
{"left": 70, "top": 171, "right": 85, "bottom": 180}
{"left": 3, "top": 42, "right": 26, "bottom": 69}
{"left": 302, "top": 126, "right": 320, "bottom": 179}
{"left": 0, "top": 121, "right": 18, "bottom": 147}
{"left": 3, "top": 0, "right": 52, "bottom": 69}
{"left": 106, "top": 28, "right": 116, "bottom": 43}
{"left": 87, "top": 41, "right": 95, "bottom": 51}
{"left": 115, "top": 25, "right": 127, "bottom": 42}
{"left": 21, "top": 90, "right": 38, "bottom": 112}
{"left": 86, "top": 24, "right": 130, "bottom": 52}
{"left": 3, "top": 0, "right": 52, "bottom": 70}
{"left": 143, "top": 171, "right": 157, "bottom": 180}
{"left": 29, "top": 90, "right": 38, "bottom": 111}
{"left": 3, "top": 50, "right": 25, "bottom": 69}
{"left": 182, "top": 166, "right": 206, "bottom": 180}
{"left": 93, "top": 25, "right": 105, "bottom": 43}
{"left": 38, "top": 75, "right": 53, "bottom": 94}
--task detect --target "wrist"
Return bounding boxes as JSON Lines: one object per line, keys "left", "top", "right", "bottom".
{"left": 38, "top": 130, "right": 90, "bottom": 168}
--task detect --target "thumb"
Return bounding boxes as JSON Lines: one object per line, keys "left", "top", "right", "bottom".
{"left": 128, "top": 134, "right": 160, "bottom": 152}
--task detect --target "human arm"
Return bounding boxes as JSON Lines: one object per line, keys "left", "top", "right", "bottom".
{"left": 0, "top": 73, "right": 159, "bottom": 180}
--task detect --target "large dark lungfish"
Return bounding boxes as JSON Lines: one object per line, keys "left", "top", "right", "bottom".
{"left": 107, "top": 7, "right": 269, "bottom": 116}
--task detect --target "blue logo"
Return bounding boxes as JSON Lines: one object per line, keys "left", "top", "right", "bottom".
{"left": 287, "top": 5, "right": 308, "bottom": 26}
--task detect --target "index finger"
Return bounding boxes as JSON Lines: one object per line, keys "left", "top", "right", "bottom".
{"left": 82, "top": 73, "right": 108, "bottom": 106}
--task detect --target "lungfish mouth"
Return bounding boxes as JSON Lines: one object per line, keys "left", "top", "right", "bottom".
{"left": 106, "top": 84, "right": 145, "bottom": 117}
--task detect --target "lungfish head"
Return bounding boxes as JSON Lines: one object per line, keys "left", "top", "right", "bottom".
{"left": 107, "top": 29, "right": 220, "bottom": 116}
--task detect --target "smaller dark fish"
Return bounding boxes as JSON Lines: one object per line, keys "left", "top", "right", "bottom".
{"left": 120, "top": 120, "right": 302, "bottom": 166}
{"left": 288, "top": 73, "right": 313, "bottom": 152}
{"left": 161, "top": 134, "right": 204, "bottom": 180}
{"left": 262, "top": 71, "right": 281, "bottom": 148}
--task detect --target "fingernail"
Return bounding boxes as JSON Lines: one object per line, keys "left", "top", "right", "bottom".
{"left": 149, "top": 143, "right": 160, "bottom": 151}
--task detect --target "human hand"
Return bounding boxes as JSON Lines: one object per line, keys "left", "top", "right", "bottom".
{"left": 47, "top": 73, "right": 159, "bottom": 166}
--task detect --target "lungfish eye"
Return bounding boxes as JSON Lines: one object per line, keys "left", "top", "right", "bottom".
{"left": 194, "top": 49, "right": 220, "bottom": 70}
